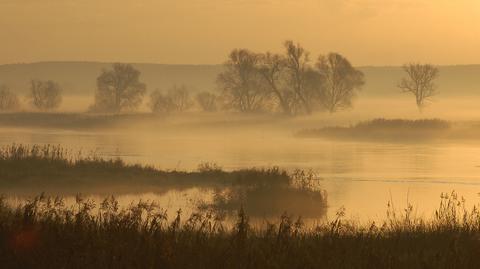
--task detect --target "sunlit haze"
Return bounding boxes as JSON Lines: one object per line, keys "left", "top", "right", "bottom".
{"left": 1, "top": 0, "right": 480, "bottom": 65}
{"left": 2, "top": 1, "right": 480, "bottom": 267}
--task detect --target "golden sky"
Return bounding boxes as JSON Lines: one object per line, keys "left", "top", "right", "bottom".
{"left": 1, "top": 0, "right": 479, "bottom": 65}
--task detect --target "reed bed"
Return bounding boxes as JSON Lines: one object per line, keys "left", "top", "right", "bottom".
{"left": 0, "top": 191, "right": 479, "bottom": 268}
{"left": 0, "top": 144, "right": 328, "bottom": 218}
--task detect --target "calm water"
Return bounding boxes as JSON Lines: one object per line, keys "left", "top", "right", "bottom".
{"left": 2, "top": 127, "right": 480, "bottom": 222}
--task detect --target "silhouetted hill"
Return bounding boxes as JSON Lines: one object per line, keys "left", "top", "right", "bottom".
{"left": 0, "top": 62, "right": 479, "bottom": 97}
{"left": 0, "top": 62, "right": 223, "bottom": 96}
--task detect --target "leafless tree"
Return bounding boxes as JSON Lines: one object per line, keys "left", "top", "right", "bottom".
{"left": 0, "top": 85, "right": 20, "bottom": 111}
{"left": 316, "top": 53, "right": 364, "bottom": 113}
{"left": 149, "top": 90, "right": 172, "bottom": 114}
{"left": 28, "top": 80, "right": 62, "bottom": 111}
{"left": 217, "top": 42, "right": 364, "bottom": 116}
{"left": 283, "top": 40, "right": 317, "bottom": 115}
{"left": 398, "top": 63, "right": 439, "bottom": 111}
{"left": 257, "top": 52, "right": 295, "bottom": 115}
{"left": 150, "top": 85, "right": 193, "bottom": 114}
{"left": 217, "top": 49, "right": 270, "bottom": 112}
{"left": 92, "top": 63, "right": 146, "bottom": 113}
{"left": 167, "top": 85, "right": 193, "bottom": 112}
{"left": 196, "top": 91, "right": 218, "bottom": 112}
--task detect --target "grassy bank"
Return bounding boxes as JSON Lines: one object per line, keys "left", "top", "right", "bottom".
{"left": 0, "top": 144, "right": 327, "bottom": 217}
{"left": 0, "top": 112, "right": 162, "bottom": 130}
{"left": 0, "top": 192, "right": 479, "bottom": 268}
{"left": 296, "top": 118, "right": 453, "bottom": 142}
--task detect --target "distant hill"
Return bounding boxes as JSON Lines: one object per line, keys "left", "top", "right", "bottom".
{"left": 0, "top": 62, "right": 223, "bottom": 96}
{"left": 0, "top": 62, "right": 479, "bottom": 97}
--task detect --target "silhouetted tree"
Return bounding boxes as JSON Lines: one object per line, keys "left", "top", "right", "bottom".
{"left": 398, "top": 63, "right": 439, "bottom": 111}
{"left": 316, "top": 53, "right": 364, "bottom": 113}
{"left": 257, "top": 52, "right": 294, "bottom": 115}
{"left": 283, "top": 41, "right": 316, "bottom": 114}
{"left": 92, "top": 63, "right": 146, "bottom": 113}
{"left": 217, "top": 49, "right": 269, "bottom": 112}
{"left": 149, "top": 90, "right": 172, "bottom": 114}
{"left": 0, "top": 85, "right": 20, "bottom": 111}
{"left": 150, "top": 85, "right": 193, "bottom": 114}
{"left": 167, "top": 85, "right": 193, "bottom": 112}
{"left": 196, "top": 91, "right": 218, "bottom": 112}
{"left": 28, "top": 80, "right": 62, "bottom": 111}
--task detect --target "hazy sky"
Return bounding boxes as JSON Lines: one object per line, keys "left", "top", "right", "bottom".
{"left": 1, "top": 0, "right": 479, "bottom": 65}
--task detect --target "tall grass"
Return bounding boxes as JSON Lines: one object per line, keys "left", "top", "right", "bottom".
{"left": 0, "top": 191, "right": 480, "bottom": 268}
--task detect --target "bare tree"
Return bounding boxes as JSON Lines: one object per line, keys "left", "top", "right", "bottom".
{"left": 167, "top": 85, "right": 193, "bottom": 112}
{"left": 28, "top": 80, "right": 62, "bottom": 111}
{"left": 150, "top": 85, "right": 193, "bottom": 114}
{"left": 316, "top": 53, "right": 364, "bottom": 113}
{"left": 149, "top": 90, "right": 173, "bottom": 114}
{"left": 196, "top": 91, "right": 217, "bottom": 112}
{"left": 0, "top": 85, "right": 20, "bottom": 111}
{"left": 217, "top": 49, "right": 269, "bottom": 112}
{"left": 283, "top": 40, "right": 316, "bottom": 115}
{"left": 92, "top": 63, "right": 146, "bottom": 113}
{"left": 398, "top": 63, "right": 439, "bottom": 111}
{"left": 217, "top": 42, "right": 363, "bottom": 115}
{"left": 257, "top": 52, "right": 295, "bottom": 115}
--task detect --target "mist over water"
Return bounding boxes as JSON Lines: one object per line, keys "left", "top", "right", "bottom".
{"left": 2, "top": 97, "right": 480, "bottom": 222}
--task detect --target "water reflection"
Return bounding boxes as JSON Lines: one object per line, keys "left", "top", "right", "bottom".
{"left": 1, "top": 127, "right": 480, "bottom": 222}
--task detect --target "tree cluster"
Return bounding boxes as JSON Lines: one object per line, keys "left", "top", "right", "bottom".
{"left": 149, "top": 85, "right": 194, "bottom": 114}
{"left": 217, "top": 41, "right": 365, "bottom": 115}
{"left": 0, "top": 85, "right": 20, "bottom": 111}
{"left": 28, "top": 80, "right": 63, "bottom": 111}
{"left": 0, "top": 80, "right": 64, "bottom": 112}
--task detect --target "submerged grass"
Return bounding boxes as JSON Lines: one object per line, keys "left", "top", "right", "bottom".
{"left": 1, "top": 191, "right": 480, "bottom": 268}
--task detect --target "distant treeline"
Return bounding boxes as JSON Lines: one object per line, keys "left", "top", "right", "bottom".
{"left": 0, "top": 41, "right": 439, "bottom": 115}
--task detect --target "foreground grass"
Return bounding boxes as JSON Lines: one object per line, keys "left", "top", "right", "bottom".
{"left": 0, "top": 192, "right": 479, "bottom": 268}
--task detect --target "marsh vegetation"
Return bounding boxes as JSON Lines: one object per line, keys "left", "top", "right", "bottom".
{"left": 1, "top": 191, "right": 480, "bottom": 268}
{"left": 0, "top": 144, "right": 327, "bottom": 218}
{"left": 296, "top": 118, "right": 452, "bottom": 141}
{"left": 295, "top": 118, "right": 480, "bottom": 142}
{"left": 0, "top": 42, "right": 477, "bottom": 269}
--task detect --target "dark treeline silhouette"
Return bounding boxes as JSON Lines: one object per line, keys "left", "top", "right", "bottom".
{"left": 0, "top": 48, "right": 440, "bottom": 115}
